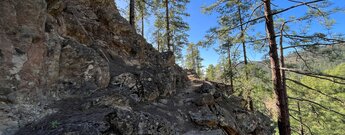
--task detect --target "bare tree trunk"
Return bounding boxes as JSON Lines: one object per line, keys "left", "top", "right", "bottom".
{"left": 263, "top": 0, "right": 291, "bottom": 135}
{"left": 165, "top": 0, "right": 171, "bottom": 52}
{"left": 129, "top": 0, "right": 135, "bottom": 26}
{"left": 227, "top": 44, "right": 234, "bottom": 92}
{"left": 297, "top": 102, "right": 305, "bottom": 135}
{"left": 279, "top": 22, "right": 287, "bottom": 98}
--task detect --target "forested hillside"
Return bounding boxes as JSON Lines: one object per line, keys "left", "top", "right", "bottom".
{"left": 204, "top": 44, "right": 345, "bottom": 135}
{"left": 284, "top": 44, "right": 345, "bottom": 69}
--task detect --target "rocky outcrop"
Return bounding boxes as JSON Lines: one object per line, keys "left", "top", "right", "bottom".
{"left": 13, "top": 75, "right": 273, "bottom": 135}
{"left": 0, "top": 0, "right": 273, "bottom": 134}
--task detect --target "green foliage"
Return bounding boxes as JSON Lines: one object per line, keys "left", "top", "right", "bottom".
{"left": 152, "top": 9, "right": 167, "bottom": 51}
{"left": 185, "top": 43, "right": 203, "bottom": 76}
{"left": 50, "top": 120, "right": 60, "bottom": 129}
{"left": 200, "top": 0, "right": 259, "bottom": 48}
{"left": 134, "top": 0, "right": 152, "bottom": 34}
{"left": 234, "top": 63, "right": 273, "bottom": 112}
{"left": 287, "top": 63, "right": 345, "bottom": 135}
{"left": 152, "top": 0, "right": 190, "bottom": 61}
{"left": 205, "top": 64, "right": 216, "bottom": 81}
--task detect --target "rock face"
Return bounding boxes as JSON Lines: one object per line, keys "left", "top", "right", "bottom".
{"left": 0, "top": 0, "right": 273, "bottom": 135}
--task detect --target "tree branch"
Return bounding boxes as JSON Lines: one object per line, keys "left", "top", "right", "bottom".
{"left": 284, "top": 34, "right": 345, "bottom": 43}
{"left": 286, "top": 79, "right": 344, "bottom": 105}
{"left": 289, "top": 114, "right": 314, "bottom": 135}
{"left": 281, "top": 67, "right": 345, "bottom": 85}
{"left": 283, "top": 43, "right": 337, "bottom": 49}
{"left": 223, "top": 0, "right": 325, "bottom": 31}
{"left": 288, "top": 0, "right": 326, "bottom": 17}
{"left": 288, "top": 96, "right": 345, "bottom": 117}
{"left": 293, "top": 47, "right": 312, "bottom": 71}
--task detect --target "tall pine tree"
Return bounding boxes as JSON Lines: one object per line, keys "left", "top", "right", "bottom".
{"left": 185, "top": 43, "right": 203, "bottom": 76}
{"left": 152, "top": 0, "right": 190, "bottom": 61}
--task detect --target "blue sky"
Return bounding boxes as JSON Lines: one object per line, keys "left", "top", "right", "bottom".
{"left": 115, "top": 0, "right": 345, "bottom": 68}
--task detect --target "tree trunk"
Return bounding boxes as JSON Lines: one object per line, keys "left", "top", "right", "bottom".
{"left": 157, "top": 31, "right": 160, "bottom": 52}
{"left": 165, "top": 0, "right": 171, "bottom": 51}
{"left": 141, "top": 5, "right": 144, "bottom": 37}
{"left": 237, "top": 0, "right": 248, "bottom": 79}
{"left": 279, "top": 22, "right": 287, "bottom": 99}
{"left": 227, "top": 44, "right": 234, "bottom": 92}
{"left": 237, "top": 0, "right": 253, "bottom": 111}
{"left": 297, "top": 102, "right": 305, "bottom": 135}
{"left": 129, "top": 0, "right": 135, "bottom": 26}
{"left": 196, "top": 49, "right": 201, "bottom": 76}
{"left": 263, "top": 0, "right": 291, "bottom": 135}
{"left": 248, "top": 95, "right": 254, "bottom": 111}
{"left": 191, "top": 45, "right": 195, "bottom": 70}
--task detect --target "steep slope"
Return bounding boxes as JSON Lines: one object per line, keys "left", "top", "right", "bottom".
{"left": 0, "top": 0, "right": 273, "bottom": 134}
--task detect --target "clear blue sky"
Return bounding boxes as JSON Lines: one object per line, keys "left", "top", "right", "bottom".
{"left": 115, "top": 0, "right": 345, "bottom": 68}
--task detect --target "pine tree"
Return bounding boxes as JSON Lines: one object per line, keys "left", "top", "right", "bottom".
{"left": 135, "top": 0, "right": 152, "bottom": 37}
{"left": 215, "top": 39, "right": 236, "bottom": 92}
{"left": 202, "top": 0, "right": 257, "bottom": 110}
{"left": 203, "top": 0, "right": 255, "bottom": 68}
{"left": 263, "top": 1, "right": 291, "bottom": 134}
{"left": 165, "top": 0, "right": 171, "bottom": 51}
{"left": 170, "top": 0, "right": 190, "bottom": 56}
{"left": 185, "top": 43, "right": 203, "bottom": 76}
{"left": 236, "top": 0, "right": 248, "bottom": 77}
{"left": 152, "top": 0, "right": 190, "bottom": 58}
{"left": 206, "top": 64, "right": 216, "bottom": 81}
{"left": 214, "top": 63, "right": 224, "bottom": 82}
{"left": 265, "top": 1, "right": 343, "bottom": 134}
{"left": 152, "top": 5, "right": 166, "bottom": 52}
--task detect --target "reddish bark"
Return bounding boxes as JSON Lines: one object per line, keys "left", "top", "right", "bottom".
{"left": 263, "top": 0, "right": 291, "bottom": 135}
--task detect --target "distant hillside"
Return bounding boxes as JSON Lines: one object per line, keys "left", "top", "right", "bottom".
{"left": 242, "top": 44, "right": 345, "bottom": 73}
{"left": 230, "top": 44, "right": 345, "bottom": 85}
{"left": 284, "top": 44, "right": 345, "bottom": 71}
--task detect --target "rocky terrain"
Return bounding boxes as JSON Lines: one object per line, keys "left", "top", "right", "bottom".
{"left": 0, "top": 0, "right": 273, "bottom": 134}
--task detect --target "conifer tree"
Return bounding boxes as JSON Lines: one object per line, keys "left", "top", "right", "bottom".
{"left": 263, "top": 1, "right": 290, "bottom": 134}
{"left": 135, "top": 0, "right": 152, "bottom": 37}
{"left": 152, "top": 0, "right": 190, "bottom": 59}
{"left": 206, "top": 64, "right": 216, "bottom": 81}
{"left": 202, "top": 0, "right": 257, "bottom": 110}
{"left": 185, "top": 43, "right": 203, "bottom": 76}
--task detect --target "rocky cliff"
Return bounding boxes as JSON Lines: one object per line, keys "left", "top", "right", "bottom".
{"left": 0, "top": 0, "right": 273, "bottom": 134}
